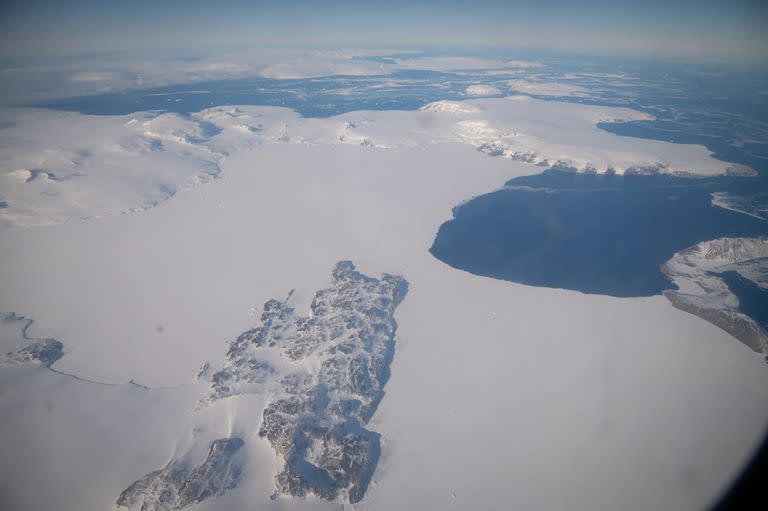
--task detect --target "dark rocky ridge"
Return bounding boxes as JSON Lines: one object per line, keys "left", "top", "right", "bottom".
{"left": 118, "top": 261, "right": 408, "bottom": 509}
{"left": 237, "top": 261, "right": 407, "bottom": 503}
{"left": 117, "top": 438, "right": 245, "bottom": 511}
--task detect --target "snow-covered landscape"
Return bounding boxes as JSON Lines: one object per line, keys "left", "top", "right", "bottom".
{"left": 1, "top": 80, "right": 767, "bottom": 509}
{"left": 1, "top": 2, "right": 768, "bottom": 507}
{"left": 663, "top": 237, "right": 768, "bottom": 353}
{"left": 0, "top": 96, "right": 741, "bottom": 228}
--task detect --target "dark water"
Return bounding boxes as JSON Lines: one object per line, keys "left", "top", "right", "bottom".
{"left": 430, "top": 171, "right": 768, "bottom": 297}
{"left": 719, "top": 269, "right": 768, "bottom": 330}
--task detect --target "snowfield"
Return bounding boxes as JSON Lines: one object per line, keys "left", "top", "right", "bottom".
{"left": 1, "top": 96, "right": 767, "bottom": 511}
{"left": 0, "top": 108, "right": 222, "bottom": 226}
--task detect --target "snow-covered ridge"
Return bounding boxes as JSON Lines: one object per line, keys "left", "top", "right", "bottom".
{"left": 662, "top": 237, "right": 768, "bottom": 354}
{"left": 118, "top": 261, "right": 408, "bottom": 508}
{"left": 0, "top": 95, "right": 745, "bottom": 227}
{"left": 192, "top": 97, "right": 737, "bottom": 179}
{"left": 116, "top": 438, "right": 245, "bottom": 511}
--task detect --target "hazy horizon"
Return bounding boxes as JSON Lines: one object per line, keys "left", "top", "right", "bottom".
{"left": 1, "top": 0, "right": 767, "bottom": 63}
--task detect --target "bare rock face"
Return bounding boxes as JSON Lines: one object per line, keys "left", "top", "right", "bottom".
{"left": 231, "top": 260, "right": 407, "bottom": 503}
{"left": 116, "top": 437, "right": 245, "bottom": 511}
{"left": 118, "top": 261, "right": 408, "bottom": 509}
{"left": 624, "top": 162, "right": 668, "bottom": 176}
{"left": 5, "top": 339, "right": 63, "bottom": 366}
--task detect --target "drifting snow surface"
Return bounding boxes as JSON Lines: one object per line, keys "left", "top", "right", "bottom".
{"left": 1, "top": 99, "right": 767, "bottom": 511}
{"left": 663, "top": 237, "right": 768, "bottom": 353}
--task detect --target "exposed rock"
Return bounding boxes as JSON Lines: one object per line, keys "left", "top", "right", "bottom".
{"left": 1, "top": 312, "right": 64, "bottom": 368}
{"left": 217, "top": 260, "right": 407, "bottom": 503}
{"left": 117, "top": 437, "right": 245, "bottom": 511}
{"left": 477, "top": 141, "right": 507, "bottom": 157}
{"left": 120, "top": 261, "right": 408, "bottom": 508}
{"left": 725, "top": 164, "right": 758, "bottom": 177}
{"left": 4, "top": 339, "right": 63, "bottom": 367}
{"left": 549, "top": 160, "right": 580, "bottom": 172}
{"left": 662, "top": 237, "right": 768, "bottom": 354}
{"left": 624, "top": 162, "right": 668, "bottom": 176}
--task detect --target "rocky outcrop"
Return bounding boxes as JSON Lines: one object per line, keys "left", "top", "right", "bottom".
{"left": 4, "top": 338, "right": 63, "bottom": 367}
{"left": 117, "top": 438, "right": 245, "bottom": 511}
{"left": 213, "top": 260, "right": 407, "bottom": 503}
{"left": 662, "top": 237, "right": 768, "bottom": 354}
{"left": 118, "top": 261, "right": 408, "bottom": 508}
{"left": 1, "top": 312, "right": 63, "bottom": 367}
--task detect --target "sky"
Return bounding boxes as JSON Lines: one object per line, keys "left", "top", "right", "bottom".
{"left": 0, "top": 0, "right": 767, "bottom": 62}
